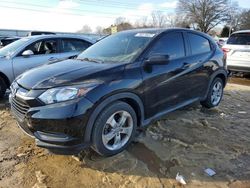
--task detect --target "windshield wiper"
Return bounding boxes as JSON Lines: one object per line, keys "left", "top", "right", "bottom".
{"left": 78, "top": 57, "right": 104, "bottom": 64}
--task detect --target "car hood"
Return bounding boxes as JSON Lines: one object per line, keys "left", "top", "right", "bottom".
{"left": 17, "top": 59, "right": 124, "bottom": 89}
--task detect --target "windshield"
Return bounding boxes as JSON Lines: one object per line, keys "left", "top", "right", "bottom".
{"left": 77, "top": 31, "right": 155, "bottom": 63}
{"left": 0, "top": 38, "right": 30, "bottom": 57}
{"left": 227, "top": 33, "right": 250, "bottom": 45}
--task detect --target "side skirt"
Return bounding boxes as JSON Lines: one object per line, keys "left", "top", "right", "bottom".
{"left": 141, "top": 97, "right": 200, "bottom": 128}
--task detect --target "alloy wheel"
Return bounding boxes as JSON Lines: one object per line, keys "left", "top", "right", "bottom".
{"left": 211, "top": 81, "right": 223, "bottom": 105}
{"left": 102, "top": 110, "right": 133, "bottom": 151}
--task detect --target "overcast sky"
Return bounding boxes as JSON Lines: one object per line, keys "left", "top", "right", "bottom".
{"left": 0, "top": 0, "right": 249, "bottom": 32}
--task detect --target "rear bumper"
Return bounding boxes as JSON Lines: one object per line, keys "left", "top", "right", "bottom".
{"left": 227, "top": 59, "right": 250, "bottom": 73}
{"left": 227, "top": 65, "right": 250, "bottom": 73}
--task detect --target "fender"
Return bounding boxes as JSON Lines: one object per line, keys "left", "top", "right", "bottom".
{"left": 84, "top": 92, "right": 144, "bottom": 143}
{"left": 202, "top": 68, "right": 228, "bottom": 101}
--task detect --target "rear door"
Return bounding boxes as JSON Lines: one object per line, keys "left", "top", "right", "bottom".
{"left": 183, "top": 32, "right": 214, "bottom": 99}
{"left": 59, "top": 38, "right": 92, "bottom": 59}
{"left": 12, "top": 38, "right": 61, "bottom": 78}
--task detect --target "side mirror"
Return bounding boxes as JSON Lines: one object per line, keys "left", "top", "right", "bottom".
{"left": 22, "top": 50, "right": 34, "bottom": 57}
{"left": 145, "top": 54, "right": 170, "bottom": 65}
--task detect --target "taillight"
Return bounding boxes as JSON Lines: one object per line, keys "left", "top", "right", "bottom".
{"left": 222, "top": 48, "right": 231, "bottom": 53}
{"left": 222, "top": 48, "right": 231, "bottom": 58}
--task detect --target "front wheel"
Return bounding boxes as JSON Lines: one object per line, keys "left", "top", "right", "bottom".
{"left": 201, "top": 77, "right": 224, "bottom": 108}
{"left": 92, "top": 101, "right": 137, "bottom": 156}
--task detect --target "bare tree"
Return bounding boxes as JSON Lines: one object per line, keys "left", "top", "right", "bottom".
{"left": 103, "top": 17, "right": 133, "bottom": 34}
{"left": 240, "top": 9, "right": 250, "bottom": 30}
{"left": 95, "top": 26, "right": 104, "bottom": 35}
{"left": 151, "top": 11, "right": 167, "bottom": 28}
{"left": 114, "top": 17, "right": 133, "bottom": 31}
{"left": 77, "top": 24, "right": 92, "bottom": 33}
{"left": 177, "top": 0, "right": 231, "bottom": 33}
{"left": 163, "top": 14, "right": 189, "bottom": 28}
{"left": 227, "top": 2, "right": 242, "bottom": 32}
{"left": 134, "top": 16, "right": 151, "bottom": 28}
{"left": 174, "top": 15, "right": 192, "bottom": 28}
{"left": 115, "top": 17, "right": 126, "bottom": 25}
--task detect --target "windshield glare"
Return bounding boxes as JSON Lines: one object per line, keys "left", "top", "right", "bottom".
{"left": 0, "top": 38, "right": 29, "bottom": 57}
{"left": 77, "top": 32, "right": 155, "bottom": 63}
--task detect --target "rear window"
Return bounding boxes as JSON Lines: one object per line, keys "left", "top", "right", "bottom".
{"left": 61, "top": 39, "right": 91, "bottom": 52}
{"left": 227, "top": 33, "right": 250, "bottom": 45}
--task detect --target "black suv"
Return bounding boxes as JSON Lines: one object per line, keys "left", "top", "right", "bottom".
{"left": 10, "top": 29, "right": 228, "bottom": 156}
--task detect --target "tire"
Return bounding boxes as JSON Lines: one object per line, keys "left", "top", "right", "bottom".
{"left": 92, "top": 101, "right": 137, "bottom": 156}
{"left": 201, "top": 77, "right": 224, "bottom": 108}
{"left": 0, "top": 77, "right": 7, "bottom": 99}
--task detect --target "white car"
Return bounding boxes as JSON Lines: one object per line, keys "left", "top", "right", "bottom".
{"left": 222, "top": 30, "right": 250, "bottom": 73}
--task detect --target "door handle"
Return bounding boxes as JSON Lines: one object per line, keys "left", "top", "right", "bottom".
{"left": 48, "top": 57, "right": 58, "bottom": 61}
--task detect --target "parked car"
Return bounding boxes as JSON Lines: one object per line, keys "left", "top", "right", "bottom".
{"left": 217, "top": 37, "right": 228, "bottom": 48}
{"left": 0, "top": 36, "right": 21, "bottom": 48}
{"left": 0, "top": 34, "right": 94, "bottom": 98}
{"left": 0, "top": 37, "right": 7, "bottom": 49}
{"left": 222, "top": 30, "right": 250, "bottom": 73}
{"left": 10, "top": 28, "right": 228, "bottom": 156}
{"left": 27, "top": 31, "right": 56, "bottom": 36}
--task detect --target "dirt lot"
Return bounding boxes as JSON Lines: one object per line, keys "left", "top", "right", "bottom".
{"left": 0, "top": 77, "right": 250, "bottom": 188}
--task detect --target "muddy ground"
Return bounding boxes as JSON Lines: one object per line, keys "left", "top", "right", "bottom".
{"left": 0, "top": 77, "right": 250, "bottom": 188}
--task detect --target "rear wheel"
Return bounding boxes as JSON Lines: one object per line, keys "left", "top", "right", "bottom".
{"left": 0, "top": 77, "right": 7, "bottom": 99}
{"left": 201, "top": 77, "right": 224, "bottom": 108}
{"left": 92, "top": 101, "right": 137, "bottom": 156}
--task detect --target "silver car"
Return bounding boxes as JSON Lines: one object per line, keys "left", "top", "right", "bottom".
{"left": 222, "top": 30, "right": 250, "bottom": 73}
{"left": 0, "top": 35, "right": 93, "bottom": 98}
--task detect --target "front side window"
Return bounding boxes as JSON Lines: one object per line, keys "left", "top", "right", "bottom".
{"left": 61, "top": 39, "right": 90, "bottom": 52}
{"left": 149, "top": 32, "right": 185, "bottom": 60}
{"left": 22, "top": 39, "right": 58, "bottom": 55}
{"left": 188, "top": 33, "right": 211, "bottom": 55}
{"left": 77, "top": 32, "right": 155, "bottom": 63}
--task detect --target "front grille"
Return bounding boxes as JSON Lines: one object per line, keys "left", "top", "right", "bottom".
{"left": 11, "top": 97, "right": 30, "bottom": 120}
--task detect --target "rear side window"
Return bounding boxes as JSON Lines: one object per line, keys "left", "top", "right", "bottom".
{"left": 149, "top": 32, "right": 185, "bottom": 60}
{"left": 188, "top": 33, "right": 211, "bottom": 55}
{"left": 227, "top": 33, "right": 250, "bottom": 45}
{"left": 61, "top": 39, "right": 91, "bottom": 52}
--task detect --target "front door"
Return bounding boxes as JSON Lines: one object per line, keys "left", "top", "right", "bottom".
{"left": 12, "top": 38, "right": 61, "bottom": 78}
{"left": 141, "top": 31, "right": 192, "bottom": 119}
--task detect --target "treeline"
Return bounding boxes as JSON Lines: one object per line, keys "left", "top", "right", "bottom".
{"left": 77, "top": 0, "right": 250, "bottom": 37}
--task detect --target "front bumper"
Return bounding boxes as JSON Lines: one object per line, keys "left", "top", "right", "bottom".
{"left": 10, "top": 94, "right": 93, "bottom": 154}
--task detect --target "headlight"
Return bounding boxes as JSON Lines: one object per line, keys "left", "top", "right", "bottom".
{"left": 38, "top": 85, "right": 95, "bottom": 104}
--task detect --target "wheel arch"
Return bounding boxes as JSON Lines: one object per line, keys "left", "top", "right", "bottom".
{"left": 215, "top": 73, "right": 227, "bottom": 87}
{"left": 84, "top": 92, "right": 144, "bottom": 143}
{"left": 203, "top": 69, "right": 228, "bottom": 101}
{"left": 0, "top": 72, "right": 11, "bottom": 88}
